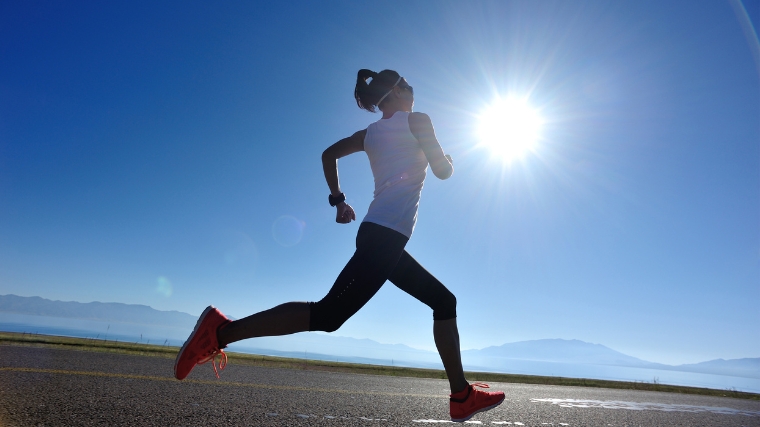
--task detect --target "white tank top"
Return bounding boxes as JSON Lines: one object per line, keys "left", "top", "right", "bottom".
{"left": 362, "top": 111, "right": 428, "bottom": 238}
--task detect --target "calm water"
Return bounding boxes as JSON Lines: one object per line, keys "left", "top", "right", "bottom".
{"left": 1, "top": 312, "right": 758, "bottom": 393}
{"left": 0, "top": 312, "right": 191, "bottom": 347}
{"left": 465, "top": 358, "right": 760, "bottom": 394}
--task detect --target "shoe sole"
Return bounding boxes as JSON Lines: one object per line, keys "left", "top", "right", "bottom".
{"left": 450, "top": 394, "right": 506, "bottom": 422}
{"left": 174, "top": 305, "right": 215, "bottom": 380}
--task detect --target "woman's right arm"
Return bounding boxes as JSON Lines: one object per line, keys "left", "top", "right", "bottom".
{"left": 409, "top": 112, "right": 453, "bottom": 180}
{"left": 322, "top": 129, "right": 366, "bottom": 223}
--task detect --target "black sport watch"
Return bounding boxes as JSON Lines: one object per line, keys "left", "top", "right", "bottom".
{"left": 328, "top": 193, "right": 346, "bottom": 206}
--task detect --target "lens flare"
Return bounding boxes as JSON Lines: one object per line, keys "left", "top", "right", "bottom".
{"left": 272, "top": 215, "right": 305, "bottom": 247}
{"left": 156, "top": 276, "right": 173, "bottom": 297}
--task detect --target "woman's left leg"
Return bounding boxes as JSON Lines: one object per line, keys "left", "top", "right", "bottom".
{"left": 388, "top": 251, "right": 467, "bottom": 393}
{"left": 389, "top": 251, "right": 505, "bottom": 422}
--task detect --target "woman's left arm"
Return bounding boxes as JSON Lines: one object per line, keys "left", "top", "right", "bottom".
{"left": 409, "top": 112, "right": 453, "bottom": 180}
{"left": 322, "top": 129, "right": 366, "bottom": 223}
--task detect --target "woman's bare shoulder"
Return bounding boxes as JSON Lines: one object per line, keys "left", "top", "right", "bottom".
{"left": 408, "top": 111, "right": 431, "bottom": 123}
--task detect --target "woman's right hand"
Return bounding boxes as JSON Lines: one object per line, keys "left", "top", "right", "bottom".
{"left": 336, "top": 202, "right": 356, "bottom": 224}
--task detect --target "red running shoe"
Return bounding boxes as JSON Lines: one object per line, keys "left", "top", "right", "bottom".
{"left": 174, "top": 305, "right": 231, "bottom": 380}
{"left": 449, "top": 382, "right": 505, "bottom": 422}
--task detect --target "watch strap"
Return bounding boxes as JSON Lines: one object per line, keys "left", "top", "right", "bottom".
{"left": 328, "top": 193, "right": 346, "bottom": 206}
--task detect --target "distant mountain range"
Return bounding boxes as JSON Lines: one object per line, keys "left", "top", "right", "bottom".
{"left": 465, "top": 339, "right": 661, "bottom": 367}
{"left": 1, "top": 294, "right": 758, "bottom": 380}
{"left": 461, "top": 339, "right": 760, "bottom": 379}
{"left": 0, "top": 294, "right": 196, "bottom": 329}
{"left": 669, "top": 358, "right": 760, "bottom": 379}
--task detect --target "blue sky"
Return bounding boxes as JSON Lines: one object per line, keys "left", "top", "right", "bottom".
{"left": 1, "top": 1, "right": 758, "bottom": 366}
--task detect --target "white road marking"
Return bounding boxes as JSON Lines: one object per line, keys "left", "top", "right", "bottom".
{"left": 532, "top": 398, "right": 760, "bottom": 417}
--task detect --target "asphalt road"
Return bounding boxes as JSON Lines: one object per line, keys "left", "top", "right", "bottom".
{"left": 1, "top": 345, "right": 758, "bottom": 426}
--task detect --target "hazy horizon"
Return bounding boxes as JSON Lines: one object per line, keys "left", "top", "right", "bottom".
{"left": 3, "top": 309, "right": 759, "bottom": 393}
{"left": 2, "top": 293, "right": 758, "bottom": 366}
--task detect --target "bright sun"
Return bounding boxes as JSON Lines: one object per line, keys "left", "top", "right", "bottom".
{"left": 477, "top": 98, "right": 543, "bottom": 161}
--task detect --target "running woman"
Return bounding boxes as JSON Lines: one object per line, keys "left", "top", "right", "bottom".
{"left": 174, "top": 69, "right": 505, "bottom": 422}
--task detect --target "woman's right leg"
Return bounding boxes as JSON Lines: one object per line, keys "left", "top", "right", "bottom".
{"left": 309, "top": 222, "right": 408, "bottom": 332}
{"left": 217, "top": 302, "right": 310, "bottom": 348}
{"left": 218, "top": 222, "right": 408, "bottom": 348}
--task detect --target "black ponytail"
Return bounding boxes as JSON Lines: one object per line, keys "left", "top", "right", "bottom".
{"left": 354, "top": 69, "right": 401, "bottom": 113}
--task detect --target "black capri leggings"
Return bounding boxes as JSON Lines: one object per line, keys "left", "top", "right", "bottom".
{"left": 309, "top": 222, "right": 457, "bottom": 333}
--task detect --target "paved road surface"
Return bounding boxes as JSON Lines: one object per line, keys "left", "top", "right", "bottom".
{"left": 1, "top": 346, "right": 758, "bottom": 426}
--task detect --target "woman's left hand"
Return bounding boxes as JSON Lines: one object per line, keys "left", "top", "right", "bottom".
{"left": 336, "top": 202, "right": 356, "bottom": 224}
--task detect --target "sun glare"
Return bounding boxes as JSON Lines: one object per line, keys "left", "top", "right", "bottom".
{"left": 477, "top": 98, "right": 543, "bottom": 162}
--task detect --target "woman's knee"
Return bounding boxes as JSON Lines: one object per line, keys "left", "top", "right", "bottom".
{"left": 433, "top": 290, "right": 457, "bottom": 321}
{"left": 312, "top": 316, "right": 346, "bottom": 333}
{"left": 308, "top": 301, "right": 349, "bottom": 333}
